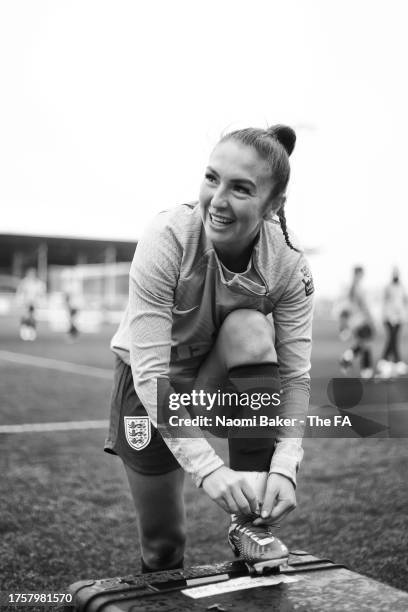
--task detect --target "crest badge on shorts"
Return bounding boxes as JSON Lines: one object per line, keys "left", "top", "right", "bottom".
{"left": 124, "top": 416, "right": 151, "bottom": 451}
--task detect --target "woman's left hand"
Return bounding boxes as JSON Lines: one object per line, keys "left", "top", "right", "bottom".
{"left": 252, "top": 473, "right": 296, "bottom": 526}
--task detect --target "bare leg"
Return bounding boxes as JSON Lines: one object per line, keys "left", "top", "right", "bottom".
{"left": 195, "top": 309, "right": 277, "bottom": 390}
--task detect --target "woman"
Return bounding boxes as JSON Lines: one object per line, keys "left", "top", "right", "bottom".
{"left": 339, "top": 266, "right": 376, "bottom": 378}
{"left": 105, "top": 125, "right": 314, "bottom": 572}
{"left": 377, "top": 267, "right": 408, "bottom": 377}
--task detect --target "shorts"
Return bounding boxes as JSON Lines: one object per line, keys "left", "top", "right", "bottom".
{"left": 104, "top": 356, "right": 181, "bottom": 475}
{"left": 105, "top": 357, "right": 280, "bottom": 476}
{"left": 354, "top": 323, "right": 373, "bottom": 340}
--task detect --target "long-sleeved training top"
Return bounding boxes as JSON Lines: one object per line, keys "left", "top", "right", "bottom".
{"left": 111, "top": 202, "right": 314, "bottom": 487}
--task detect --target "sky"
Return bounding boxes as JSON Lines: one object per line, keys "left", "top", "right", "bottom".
{"left": 1, "top": 0, "right": 407, "bottom": 297}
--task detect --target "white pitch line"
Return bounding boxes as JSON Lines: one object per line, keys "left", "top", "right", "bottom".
{"left": 0, "top": 420, "right": 109, "bottom": 434}
{"left": 0, "top": 349, "right": 112, "bottom": 379}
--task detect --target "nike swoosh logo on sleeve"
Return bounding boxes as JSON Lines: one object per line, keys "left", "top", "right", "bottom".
{"left": 172, "top": 305, "right": 199, "bottom": 315}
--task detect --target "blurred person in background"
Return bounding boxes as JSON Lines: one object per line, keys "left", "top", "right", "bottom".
{"left": 376, "top": 267, "right": 408, "bottom": 377}
{"left": 339, "top": 266, "right": 376, "bottom": 378}
{"left": 333, "top": 295, "right": 352, "bottom": 342}
{"left": 15, "top": 268, "right": 46, "bottom": 341}
{"left": 64, "top": 292, "right": 80, "bottom": 342}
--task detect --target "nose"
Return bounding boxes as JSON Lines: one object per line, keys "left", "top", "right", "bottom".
{"left": 210, "top": 185, "right": 228, "bottom": 210}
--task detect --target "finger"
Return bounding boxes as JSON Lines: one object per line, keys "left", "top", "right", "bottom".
{"left": 252, "top": 516, "right": 280, "bottom": 526}
{"left": 260, "top": 483, "right": 279, "bottom": 518}
{"left": 216, "top": 498, "right": 231, "bottom": 514}
{"left": 224, "top": 492, "right": 239, "bottom": 515}
{"left": 269, "top": 499, "right": 295, "bottom": 522}
{"left": 240, "top": 481, "right": 258, "bottom": 514}
{"left": 252, "top": 514, "right": 285, "bottom": 526}
{"left": 231, "top": 489, "right": 252, "bottom": 516}
{"left": 213, "top": 493, "right": 232, "bottom": 515}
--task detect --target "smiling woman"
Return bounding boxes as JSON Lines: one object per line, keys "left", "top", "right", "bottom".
{"left": 200, "top": 126, "right": 299, "bottom": 271}
{"left": 104, "top": 123, "right": 314, "bottom": 573}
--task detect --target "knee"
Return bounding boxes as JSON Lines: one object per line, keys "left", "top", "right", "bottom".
{"left": 141, "top": 525, "right": 186, "bottom": 570}
{"left": 220, "top": 309, "right": 277, "bottom": 364}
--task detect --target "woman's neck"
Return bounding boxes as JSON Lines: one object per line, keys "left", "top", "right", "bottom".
{"left": 215, "top": 243, "right": 253, "bottom": 273}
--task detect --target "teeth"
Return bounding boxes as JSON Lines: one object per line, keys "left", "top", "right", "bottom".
{"left": 210, "top": 213, "right": 233, "bottom": 225}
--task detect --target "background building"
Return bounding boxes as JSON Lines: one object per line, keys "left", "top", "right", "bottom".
{"left": 0, "top": 233, "right": 137, "bottom": 319}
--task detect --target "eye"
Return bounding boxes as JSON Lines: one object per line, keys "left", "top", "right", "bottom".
{"left": 205, "top": 172, "right": 217, "bottom": 184}
{"left": 233, "top": 185, "right": 250, "bottom": 195}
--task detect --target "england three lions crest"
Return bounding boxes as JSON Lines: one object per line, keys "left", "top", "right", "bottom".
{"left": 124, "top": 417, "right": 151, "bottom": 451}
{"left": 300, "top": 264, "right": 315, "bottom": 296}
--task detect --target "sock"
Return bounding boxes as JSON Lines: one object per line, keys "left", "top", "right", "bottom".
{"left": 362, "top": 349, "right": 372, "bottom": 369}
{"left": 227, "top": 363, "right": 280, "bottom": 471}
{"left": 228, "top": 363, "right": 280, "bottom": 392}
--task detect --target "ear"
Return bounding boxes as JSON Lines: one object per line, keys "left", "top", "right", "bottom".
{"left": 263, "top": 194, "right": 286, "bottom": 220}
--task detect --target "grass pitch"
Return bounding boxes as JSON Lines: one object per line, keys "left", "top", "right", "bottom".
{"left": 0, "top": 314, "right": 407, "bottom": 611}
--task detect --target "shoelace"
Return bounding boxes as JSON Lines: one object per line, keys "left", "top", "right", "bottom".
{"left": 232, "top": 523, "right": 276, "bottom": 544}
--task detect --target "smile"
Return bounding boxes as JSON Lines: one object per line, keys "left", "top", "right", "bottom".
{"left": 209, "top": 212, "right": 234, "bottom": 226}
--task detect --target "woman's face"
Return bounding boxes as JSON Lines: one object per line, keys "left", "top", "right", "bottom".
{"left": 199, "top": 140, "right": 283, "bottom": 257}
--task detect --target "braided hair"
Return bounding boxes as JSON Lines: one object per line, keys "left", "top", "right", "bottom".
{"left": 277, "top": 207, "right": 300, "bottom": 252}
{"left": 220, "top": 124, "right": 300, "bottom": 252}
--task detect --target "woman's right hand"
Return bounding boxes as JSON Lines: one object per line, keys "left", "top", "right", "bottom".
{"left": 202, "top": 466, "right": 258, "bottom": 515}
